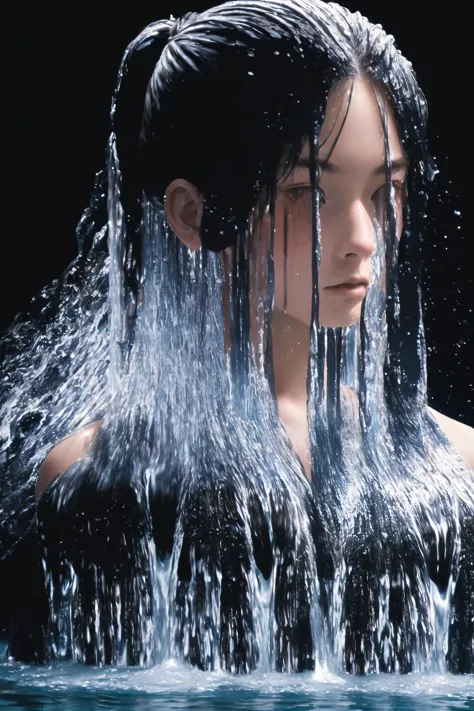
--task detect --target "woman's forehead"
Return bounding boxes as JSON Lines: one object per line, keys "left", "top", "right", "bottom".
{"left": 310, "top": 76, "right": 405, "bottom": 173}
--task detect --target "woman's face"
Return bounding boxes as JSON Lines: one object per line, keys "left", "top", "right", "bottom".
{"left": 271, "top": 76, "right": 407, "bottom": 328}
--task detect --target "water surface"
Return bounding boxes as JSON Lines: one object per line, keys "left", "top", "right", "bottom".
{"left": 2, "top": 644, "right": 474, "bottom": 711}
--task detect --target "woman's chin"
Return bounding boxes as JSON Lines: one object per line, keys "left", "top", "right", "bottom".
{"left": 320, "top": 307, "right": 362, "bottom": 329}
{"left": 272, "top": 305, "right": 362, "bottom": 329}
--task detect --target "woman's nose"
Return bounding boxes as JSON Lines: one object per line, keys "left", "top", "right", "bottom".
{"left": 335, "top": 201, "right": 376, "bottom": 259}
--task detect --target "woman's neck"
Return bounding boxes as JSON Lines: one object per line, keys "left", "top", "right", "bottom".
{"left": 271, "top": 309, "right": 312, "bottom": 480}
{"left": 271, "top": 308, "right": 310, "bottom": 406}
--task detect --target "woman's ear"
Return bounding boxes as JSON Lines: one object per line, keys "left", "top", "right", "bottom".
{"left": 164, "top": 179, "right": 203, "bottom": 250}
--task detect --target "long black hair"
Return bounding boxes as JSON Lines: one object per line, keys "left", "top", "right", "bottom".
{"left": 111, "top": 0, "right": 435, "bottom": 417}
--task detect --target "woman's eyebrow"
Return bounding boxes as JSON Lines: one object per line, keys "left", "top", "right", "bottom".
{"left": 294, "top": 156, "right": 409, "bottom": 176}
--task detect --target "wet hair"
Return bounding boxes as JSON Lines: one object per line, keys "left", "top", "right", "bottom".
{"left": 114, "top": 1, "right": 431, "bottom": 251}
{"left": 112, "top": 0, "right": 437, "bottom": 442}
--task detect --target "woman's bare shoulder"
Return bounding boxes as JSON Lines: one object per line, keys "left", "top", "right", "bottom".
{"left": 340, "top": 389, "right": 474, "bottom": 472}
{"left": 35, "top": 419, "right": 103, "bottom": 499}
{"left": 428, "top": 407, "right": 474, "bottom": 472}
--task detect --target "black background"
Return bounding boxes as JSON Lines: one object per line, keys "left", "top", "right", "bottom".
{"left": 3, "top": 1, "right": 473, "bottom": 425}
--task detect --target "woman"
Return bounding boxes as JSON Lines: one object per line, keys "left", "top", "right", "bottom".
{"left": 2, "top": 0, "right": 474, "bottom": 675}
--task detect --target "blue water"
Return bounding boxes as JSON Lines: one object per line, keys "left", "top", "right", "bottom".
{"left": 1, "top": 645, "right": 474, "bottom": 711}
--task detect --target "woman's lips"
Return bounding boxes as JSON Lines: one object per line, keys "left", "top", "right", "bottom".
{"left": 325, "top": 283, "right": 368, "bottom": 298}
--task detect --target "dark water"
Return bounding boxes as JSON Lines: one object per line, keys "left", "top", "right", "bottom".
{"left": 1, "top": 645, "right": 474, "bottom": 711}
{"left": 1, "top": 683, "right": 473, "bottom": 711}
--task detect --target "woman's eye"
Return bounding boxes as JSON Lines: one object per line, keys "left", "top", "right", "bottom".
{"left": 371, "top": 180, "right": 405, "bottom": 202}
{"left": 286, "top": 186, "right": 326, "bottom": 204}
